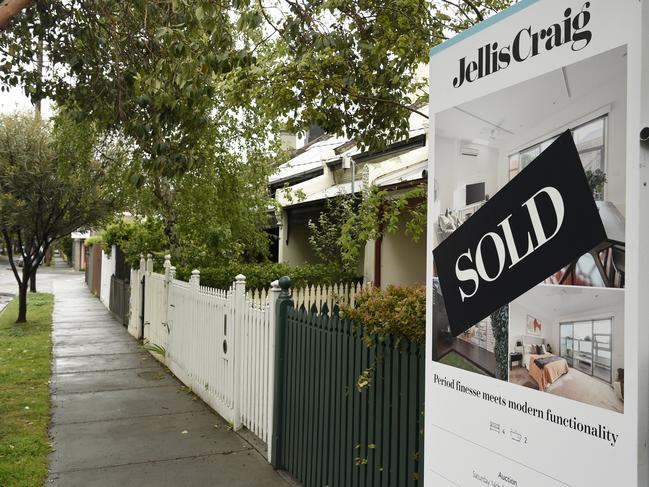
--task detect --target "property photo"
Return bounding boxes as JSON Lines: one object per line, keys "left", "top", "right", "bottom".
{"left": 508, "top": 284, "right": 624, "bottom": 413}
{"left": 432, "top": 279, "right": 507, "bottom": 379}
{"left": 432, "top": 45, "right": 627, "bottom": 290}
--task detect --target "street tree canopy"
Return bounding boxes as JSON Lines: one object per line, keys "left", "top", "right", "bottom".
{"left": 0, "top": 0, "right": 513, "bottom": 168}
{"left": 0, "top": 112, "right": 122, "bottom": 322}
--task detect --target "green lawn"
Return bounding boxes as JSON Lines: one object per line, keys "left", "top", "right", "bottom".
{"left": 0, "top": 293, "right": 54, "bottom": 487}
{"left": 439, "top": 351, "right": 487, "bottom": 375}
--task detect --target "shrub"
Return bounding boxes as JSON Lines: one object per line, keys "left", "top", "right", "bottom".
{"left": 84, "top": 235, "right": 103, "bottom": 247}
{"left": 174, "top": 262, "right": 361, "bottom": 290}
{"left": 101, "top": 220, "right": 168, "bottom": 267}
{"left": 341, "top": 285, "right": 425, "bottom": 346}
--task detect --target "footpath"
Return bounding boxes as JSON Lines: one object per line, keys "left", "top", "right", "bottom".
{"left": 47, "top": 272, "right": 290, "bottom": 486}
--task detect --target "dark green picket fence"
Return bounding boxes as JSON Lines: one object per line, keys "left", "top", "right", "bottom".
{"left": 272, "top": 284, "right": 425, "bottom": 487}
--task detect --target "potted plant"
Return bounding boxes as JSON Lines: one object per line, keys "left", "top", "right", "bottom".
{"left": 585, "top": 168, "right": 607, "bottom": 200}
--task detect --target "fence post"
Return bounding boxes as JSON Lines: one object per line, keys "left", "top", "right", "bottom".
{"left": 271, "top": 276, "right": 292, "bottom": 469}
{"left": 146, "top": 253, "right": 153, "bottom": 273}
{"left": 163, "top": 255, "right": 172, "bottom": 338}
{"left": 190, "top": 269, "right": 200, "bottom": 289}
{"left": 233, "top": 274, "right": 246, "bottom": 431}
{"left": 266, "top": 279, "right": 281, "bottom": 463}
{"left": 138, "top": 254, "right": 146, "bottom": 340}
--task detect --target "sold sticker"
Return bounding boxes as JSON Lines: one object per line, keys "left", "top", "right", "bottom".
{"left": 432, "top": 130, "right": 606, "bottom": 337}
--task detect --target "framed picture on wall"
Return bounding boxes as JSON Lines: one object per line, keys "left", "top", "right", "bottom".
{"left": 526, "top": 315, "right": 542, "bottom": 336}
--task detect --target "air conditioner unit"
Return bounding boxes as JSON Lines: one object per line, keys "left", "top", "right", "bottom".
{"left": 460, "top": 146, "right": 479, "bottom": 157}
{"left": 342, "top": 154, "right": 352, "bottom": 169}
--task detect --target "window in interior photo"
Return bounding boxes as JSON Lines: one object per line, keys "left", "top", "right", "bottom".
{"left": 510, "top": 115, "right": 608, "bottom": 199}
{"left": 560, "top": 318, "right": 613, "bottom": 383}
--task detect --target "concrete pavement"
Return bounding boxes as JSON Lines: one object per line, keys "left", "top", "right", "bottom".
{"left": 46, "top": 270, "right": 292, "bottom": 486}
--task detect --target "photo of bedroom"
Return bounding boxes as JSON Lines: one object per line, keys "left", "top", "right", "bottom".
{"left": 508, "top": 285, "right": 624, "bottom": 413}
{"left": 432, "top": 45, "right": 627, "bottom": 290}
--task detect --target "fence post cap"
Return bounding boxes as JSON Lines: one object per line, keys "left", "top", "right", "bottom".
{"left": 163, "top": 254, "right": 171, "bottom": 268}
{"left": 278, "top": 276, "right": 291, "bottom": 291}
{"left": 235, "top": 274, "right": 246, "bottom": 282}
{"left": 270, "top": 279, "right": 280, "bottom": 289}
{"left": 191, "top": 269, "right": 200, "bottom": 276}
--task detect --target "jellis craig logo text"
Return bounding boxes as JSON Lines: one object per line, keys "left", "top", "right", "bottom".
{"left": 453, "top": 2, "right": 593, "bottom": 88}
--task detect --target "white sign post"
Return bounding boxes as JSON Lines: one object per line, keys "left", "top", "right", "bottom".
{"left": 425, "top": 1, "right": 648, "bottom": 485}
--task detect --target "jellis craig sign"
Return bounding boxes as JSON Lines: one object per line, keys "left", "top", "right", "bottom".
{"left": 433, "top": 131, "right": 606, "bottom": 337}
{"left": 453, "top": 2, "right": 593, "bottom": 88}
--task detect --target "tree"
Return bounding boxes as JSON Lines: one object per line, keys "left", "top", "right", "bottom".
{"left": 234, "top": 0, "right": 514, "bottom": 149}
{"left": 0, "top": 1, "right": 514, "bottom": 159}
{"left": 0, "top": 1, "right": 513, "bottom": 268}
{"left": 0, "top": 112, "right": 120, "bottom": 322}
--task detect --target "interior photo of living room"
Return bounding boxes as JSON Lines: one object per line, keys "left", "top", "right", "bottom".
{"left": 432, "top": 46, "right": 627, "bottom": 293}
{"left": 507, "top": 284, "right": 624, "bottom": 413}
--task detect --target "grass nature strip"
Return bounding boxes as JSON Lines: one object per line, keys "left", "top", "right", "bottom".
{"left": 0, "top": 293, "right": 54, "bottom": 487}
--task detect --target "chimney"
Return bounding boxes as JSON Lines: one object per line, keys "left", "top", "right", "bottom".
{"left": 280, "top": 130, "right": 296, "bottom": 152}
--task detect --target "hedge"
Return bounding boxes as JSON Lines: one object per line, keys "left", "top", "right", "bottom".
{"left": 174, "top": 262, "right": 362, "bottom": 290}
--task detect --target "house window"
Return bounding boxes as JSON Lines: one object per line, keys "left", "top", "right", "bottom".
{"left": 509, "top": 115, "right": 608, "bottom": 198}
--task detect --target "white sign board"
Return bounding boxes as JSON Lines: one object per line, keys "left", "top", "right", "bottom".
{"left": 426, "top": 1, "right": 648, "bottom": 485}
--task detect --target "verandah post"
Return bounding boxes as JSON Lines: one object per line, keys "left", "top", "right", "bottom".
{"left": 271, "top": 276, "right": 293, "bottom": 469}
{"left": 233, "top": 274, "right": 246, "bottom": 431}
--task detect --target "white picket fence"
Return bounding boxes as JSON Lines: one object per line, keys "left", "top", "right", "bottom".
{"left": 246, "top": 281, "right": 369, "bottom": 313}
{"left": 126, "top": 254, "right": 366, "bottom": 462}
{"left": 127, "top": 255, "right": 280, "bottom": 459}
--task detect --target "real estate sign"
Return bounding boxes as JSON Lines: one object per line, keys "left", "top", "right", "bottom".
{"left": 426, "top": 1, "right": 649, "bottom": 485}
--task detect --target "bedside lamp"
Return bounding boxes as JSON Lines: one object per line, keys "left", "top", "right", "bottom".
{"left": 515, "top": 340, "right": 523, "bottom": 354}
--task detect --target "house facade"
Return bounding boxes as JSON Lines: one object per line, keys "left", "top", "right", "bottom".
{"left": 270, "top": 110, "right": 429, "bottom": 288}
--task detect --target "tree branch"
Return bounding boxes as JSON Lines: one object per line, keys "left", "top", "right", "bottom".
{"left": 0, "top": 0, "right": 32, "bottom": 31}
{"left": 2, "top": 229, "right": 22, "bottom": 285}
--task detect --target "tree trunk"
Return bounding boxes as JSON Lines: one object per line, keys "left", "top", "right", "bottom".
{"left": 29, "top": 270, "right": 36, "bottom": 292}
{"left": 16, "top": 282, "right": 28, "bottom": 323}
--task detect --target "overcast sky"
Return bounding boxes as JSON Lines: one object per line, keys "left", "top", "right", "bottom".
{"left": 0, "top": 86, "right": 54, "bottom": 118}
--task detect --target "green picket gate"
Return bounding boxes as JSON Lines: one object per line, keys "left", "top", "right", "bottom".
{"left": 272, "top": 280, "right": 425, "bottom": 487}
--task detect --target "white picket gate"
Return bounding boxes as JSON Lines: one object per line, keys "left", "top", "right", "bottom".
{"left": 142, "top": 256, "right": 169, "bottom": 353}
{"left": 128, "top": 256, "right": 280, "bottom": 460}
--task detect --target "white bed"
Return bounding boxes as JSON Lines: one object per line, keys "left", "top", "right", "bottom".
{"left": 521, "top": 337, "right": 546, "bottom": 370}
